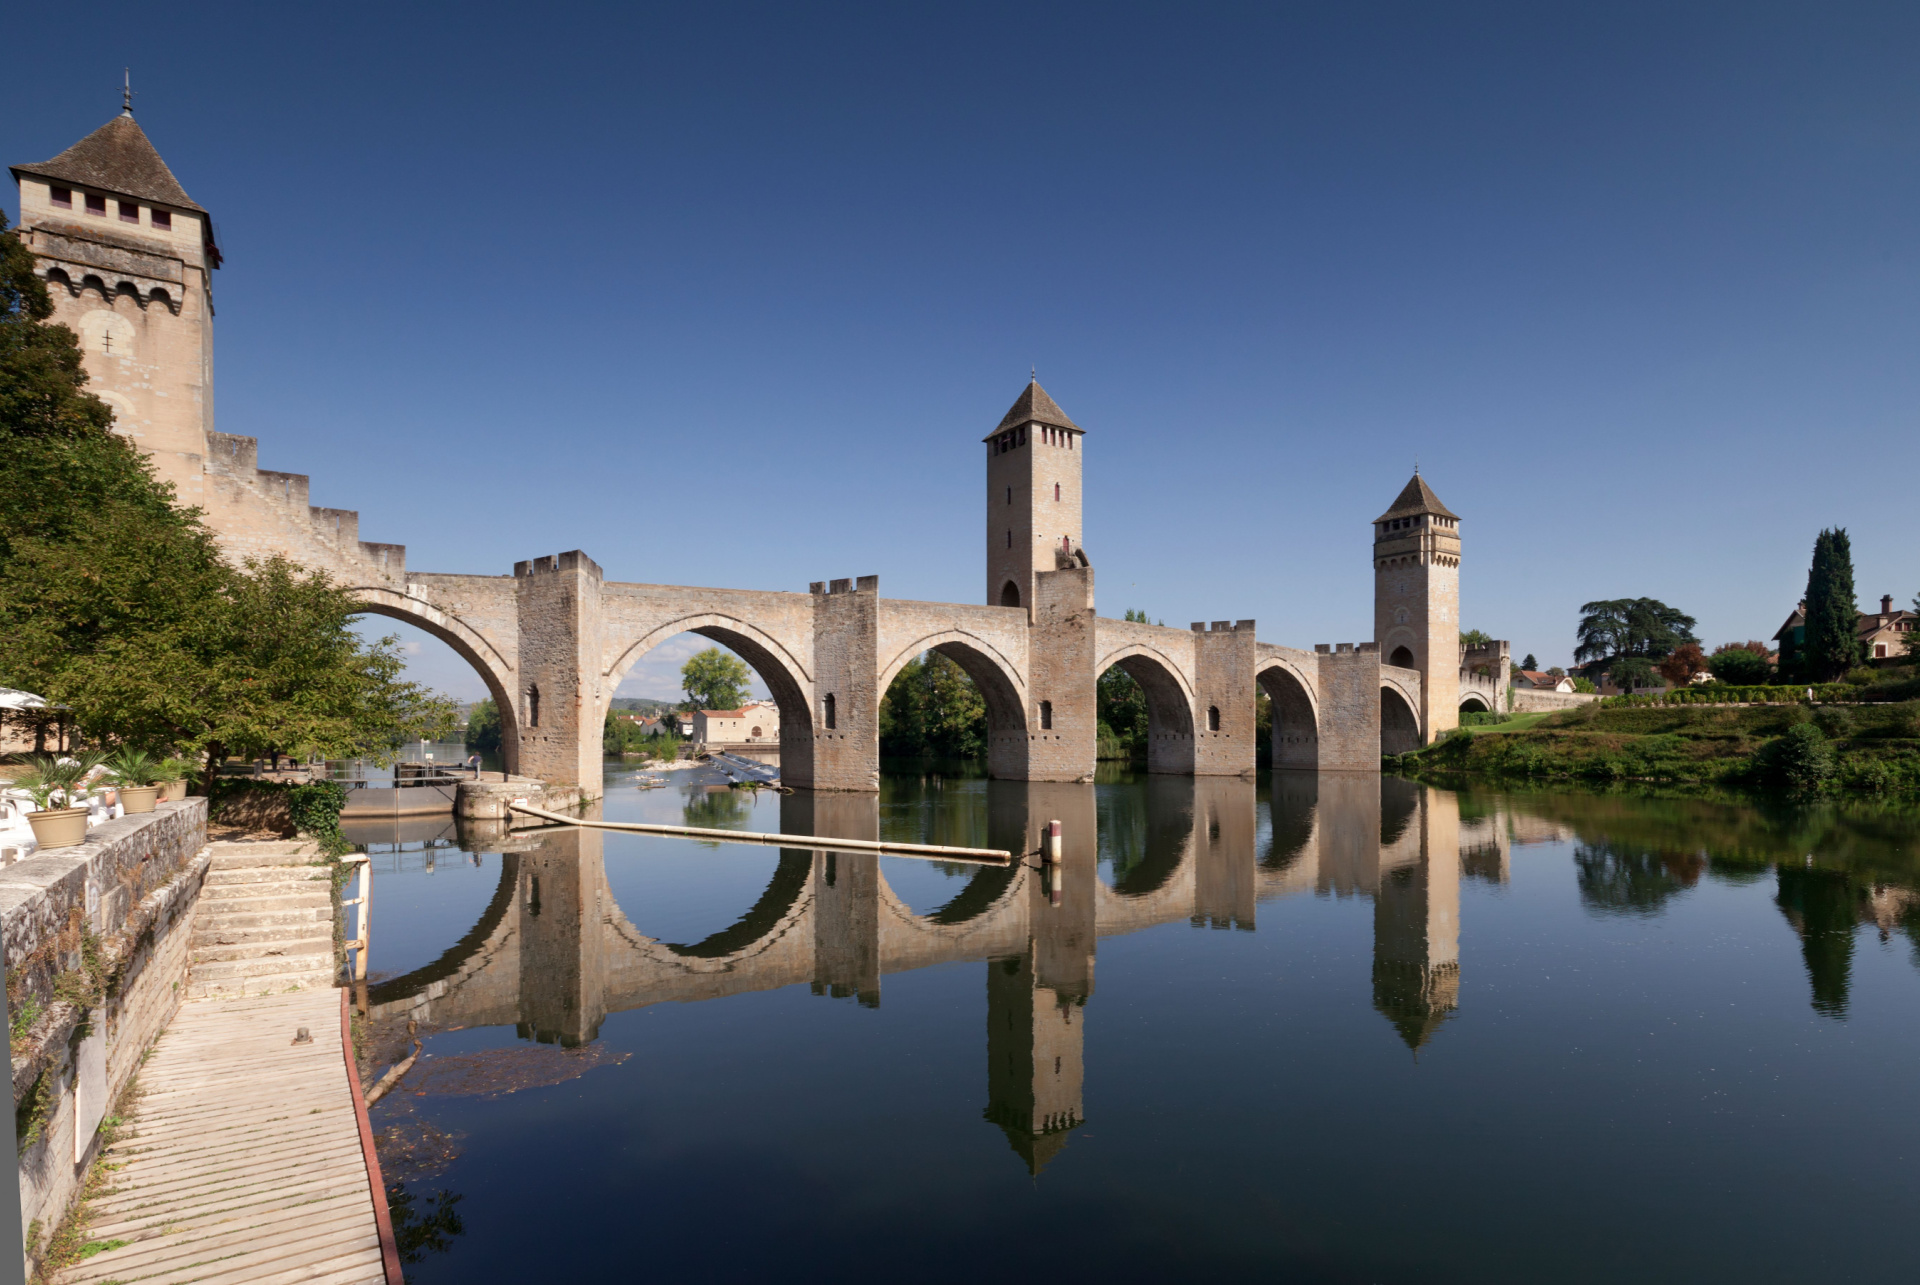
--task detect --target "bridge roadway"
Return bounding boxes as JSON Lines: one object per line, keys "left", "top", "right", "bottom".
{"left": 359, "top": 777, "right": 1549, "bottom": 1169}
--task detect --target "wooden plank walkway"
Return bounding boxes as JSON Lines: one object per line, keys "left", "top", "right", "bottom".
{"left": 57, "top": 989, "right": 399, "bottom": 1285}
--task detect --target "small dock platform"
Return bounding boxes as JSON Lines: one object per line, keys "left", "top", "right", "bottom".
{"left": 56, "top": 989, "right": 398, "bottom": 1285}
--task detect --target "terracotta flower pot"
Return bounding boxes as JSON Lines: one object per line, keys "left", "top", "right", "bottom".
{"left": 27, "top": 807, "right": 89, "bottom": 849}
{"left": 120, "top": 785, "right": 160, "bottom": 814}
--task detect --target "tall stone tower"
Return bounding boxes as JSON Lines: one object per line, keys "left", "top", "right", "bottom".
{"left": 1373, "top": 472, "right": 1461, "bottom": 744}
{"left": 985, "top": 379, "right": 1083, "bottom": 610}
{"left": 10, "top": 100, "right": 221, "bottom": 507}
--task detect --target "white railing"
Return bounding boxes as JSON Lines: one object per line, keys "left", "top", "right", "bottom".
{"left": 339, "top": 852, "right": 372, "bottom": 982}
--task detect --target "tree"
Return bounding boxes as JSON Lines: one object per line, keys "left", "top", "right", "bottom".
{"left": 465, "top": 698, "right": 502, "bottom": 753}
{"left": 1803, "top": 529, "right": 1866, "bottom": 682}
{"left": 879, "top": 652, "right": 985, "bottom": 758}
{"left": 1521, "top": 654, "right": 1538, "bottom": 671}
{"left": 1708, "top": 642, "right": 1773, "bottom": 686}
{"left": 1656, "top": 642, "right": 1707, "bottom": 688}
{"left": 1097, "top": 665, "right": 1149, "bottom": 759}
{"left": 1460, "top": 628, "right": 1492, "bottom": 648}
{"left": 1547, "top": 666, "right": 1566, "bottom": 678}
{"left": 1573, "top": 599, "right": 1698, "bottom": 675}
{"left": 681, "top": 647, "right": 750, "bottom": 710}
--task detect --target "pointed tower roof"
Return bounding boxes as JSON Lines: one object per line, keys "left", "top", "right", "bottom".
{"left": 12, "top": 113, "right": 205, "bottom": 213}
{"left": 984, "top": 379, "right": 1081, "bottom": 441}
{"left": 1375, "top": 472, "right": 1458, "bottom": 523}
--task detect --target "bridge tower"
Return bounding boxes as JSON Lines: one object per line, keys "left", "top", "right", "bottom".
{"left": 1372, "top": 472, "right": 1461, "bottom": 745}
{"left": 985, "top": 379, "right": 1083, "bottom": 611}
{"left": 10, "top": 99, "right": 221, "bottom": 507}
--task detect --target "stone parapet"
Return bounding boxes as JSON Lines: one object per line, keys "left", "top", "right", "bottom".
{"left": 3, "top": 801, "right": 209, "bottom": 1276}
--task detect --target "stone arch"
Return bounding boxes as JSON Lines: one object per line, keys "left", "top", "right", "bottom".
{"left": 1093, "top": 643, "right": 1196, "bottom": 774}
{"left": 1381, "top": 684, "right": 1421, "bottom": 755}
{"left": 1458, "top": 693, "right": 1492, "bottom": 714}
{"left": 1388, "top": 644, "right": 1415, "bottom": 669}
{"left": 351, "top": 586, "right": 522, "bottom": 772}
{"left": 606, "top": 614, "right": 817, "bottom": 781}
{"left": 999, "top": 580, "right": 1022, "bottom": 608}
{"left": 1258, "top": 661, "right": 1319, "bottom": 769}
{"left": 875, "top": 863, "right": 1025, "bottom": 931}
{"left": 876, "top": 630, "right": 1031, "bottom": 760}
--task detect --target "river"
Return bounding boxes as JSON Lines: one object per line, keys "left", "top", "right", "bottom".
{"left": 358, "top": 762, "right": 1920, "bottom": 1283}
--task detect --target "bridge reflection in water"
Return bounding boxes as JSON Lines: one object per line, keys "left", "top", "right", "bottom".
{"left": 362, "top": 774, "right": 1519, "bottom": 1174}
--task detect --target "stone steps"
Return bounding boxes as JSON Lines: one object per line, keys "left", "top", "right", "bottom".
{"left": 188, "top": 842, "right": 339, "bottom": 1000}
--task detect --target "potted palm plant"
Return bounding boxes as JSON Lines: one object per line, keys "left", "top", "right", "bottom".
{"left": 156, "top": 756, "right": 196, "bottom": 803}
{"left": 14, "top": 753, "right": 104, "bottom": 849}
{"left": 105, "top": 748, "right": 162, "bottom": 814}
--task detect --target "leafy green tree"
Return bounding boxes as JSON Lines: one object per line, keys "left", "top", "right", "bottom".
{"left": 680, "top": 647, "right": 751, "bottom": 710}
{"left": 465, "top": 698, "right": 502, "bottom": 753}
{"left": 1573, "top": 599, "right": 1698, "bottom": 675}
{"left": 1097, "top": 666, "right": 1148, "bottom": 759}
{"left": 880, "top": 652, "right": 986, "bottom": 758}
{"left": 1708, "top": 643, "right": 1773, "bottom": 686}
{"left": 1521, "top": 654, "right": 1537, "bottom": 671}
{"left": 1803, "top": 528, "right": 1866, "bottom": 682}
{"left": 1460, "top": 628, "right": 1492, "bottom": 648}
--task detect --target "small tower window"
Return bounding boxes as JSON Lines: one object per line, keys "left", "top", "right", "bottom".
{"left": 1054, "top": 483, "right": 1060, "bottom": 501}
{"left": 1006, "top": 486, "right": 1012, "bottom": 505}
{"left": 527, "top": 684, "right": 541, "bottom": 728}
{"left": 1006, "top": 529, "right": 1012, "bottom": 548}
{"left": 823, "top": 693, "right": 837, "bottom": 730}
{"left": 1207, "top": 706, "right": 1221, "bottom": 732}
{"left": 1040, "top": 701, "right": 1053, "bottom": 730}
{"left": 50, "top": 186, "right": 72, "bottom": 209}
{"left": 118, "top": 200, "right": 139, "bottom": 224}
{"left": 151, "top": 209, "right": 171, "bottom": 231}
{"left": 85, "top": 194, "right": 107, "bottom": 216}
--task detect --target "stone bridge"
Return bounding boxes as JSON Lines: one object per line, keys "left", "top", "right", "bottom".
{"left": 181, "top": 379, "right": 1508, "bottom": 793}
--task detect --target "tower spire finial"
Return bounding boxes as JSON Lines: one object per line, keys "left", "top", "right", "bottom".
{"left": 121, "top": 68, "right": 133, "bottom": 116}
{"left": 1030, "top": 364, "right": 1036, "bottom": 383}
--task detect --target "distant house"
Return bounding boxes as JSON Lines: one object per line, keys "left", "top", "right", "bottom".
{"left": 674, "top": 711, "right": 696, "bottom": 737}
{"left": 1513, "top": 671, "right": 1575, "bottom": 693}
{"left": 692, "top": 706, "right": 779, "bottom": 744}
{"left": 1774, "top": 594, "right": 1917, "bottom": 665}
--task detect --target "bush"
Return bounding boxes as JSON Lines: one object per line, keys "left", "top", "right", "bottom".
{"left": 1756, "top": 723, "right": 1836, "bottom": 794}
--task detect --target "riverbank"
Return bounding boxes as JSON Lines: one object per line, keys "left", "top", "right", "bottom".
{"left": 1392, "top": 701, "right": 1920, "bottom": 793}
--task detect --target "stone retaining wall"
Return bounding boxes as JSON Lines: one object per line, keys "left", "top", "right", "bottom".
{"left": 3, "top": 800, "right": 209, "bottom": 1274}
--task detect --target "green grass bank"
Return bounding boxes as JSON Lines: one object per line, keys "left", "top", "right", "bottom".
{"left": 1393, "top": 700, "right": 1920, "bottom": 795}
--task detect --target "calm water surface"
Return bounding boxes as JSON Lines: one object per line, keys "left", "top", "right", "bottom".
{"left": 355, "top": 765, "right": 1920, "bottom": 1283}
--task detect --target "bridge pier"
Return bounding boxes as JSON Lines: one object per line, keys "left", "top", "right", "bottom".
{"left": 804, "top": 577, "right": 881, "bottom": 792}
{"left": 513, "top": 551, "right": 606, "bottom": 791}
{"left": 1192, "top": 621, "right": 1259, "bottom": 777}
{"left": 516, "top": 822, "right": 608, "bottom": 1047}
{"left": 1020, "top": 566, "right": 1099, "bottom": 783}
{"left": 1314, "top": 644, "right": 1384, "bottom": 771}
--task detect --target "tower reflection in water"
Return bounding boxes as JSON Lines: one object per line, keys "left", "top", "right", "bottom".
{"left": 365, "top": 774, "right": 1488, "bottom": 1174}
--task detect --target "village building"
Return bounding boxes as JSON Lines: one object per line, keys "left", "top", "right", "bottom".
{"left": 1773, "top": 594, "right": 1917, "bottom": 664}
{"left": 1513, "top": 671, "right": 1575, "bottom": 693}
{"left": 693, "top": 706, "right": 780, "bottom": 744}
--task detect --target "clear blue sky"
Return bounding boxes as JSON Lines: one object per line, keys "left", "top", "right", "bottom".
{"left": 11, "top": 2, "right": 1920, "bottom": 699}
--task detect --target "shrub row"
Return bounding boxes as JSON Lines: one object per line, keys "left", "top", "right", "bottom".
{"left": 1602, "top": 683, "right": 1876, "bottom": 708}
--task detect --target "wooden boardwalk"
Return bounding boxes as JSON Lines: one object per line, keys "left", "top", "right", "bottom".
{"left": 58, "top": 989, "right": 399, "bottom": 1285}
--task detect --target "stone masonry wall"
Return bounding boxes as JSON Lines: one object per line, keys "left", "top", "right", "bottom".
{"left": 4, "top": 801, "right": 209, "bottom": 1275}
{"left": 1316, "top": 644, "right": 1383, "bottom": 771}
{"left": 1026, "top": 567, "right": 1098, "bottom": 782}
{"left": 1192, "top": 621, "right": 1259, "bottom": 777}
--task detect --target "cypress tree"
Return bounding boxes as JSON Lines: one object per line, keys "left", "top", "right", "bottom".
{"left": 1803, "top": 528, "right": 1865, "bottom": 682}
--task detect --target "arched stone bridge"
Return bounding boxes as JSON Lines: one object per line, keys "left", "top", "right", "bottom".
{"left": 357, "top": 557, "right": 1426, "bottom": 789}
